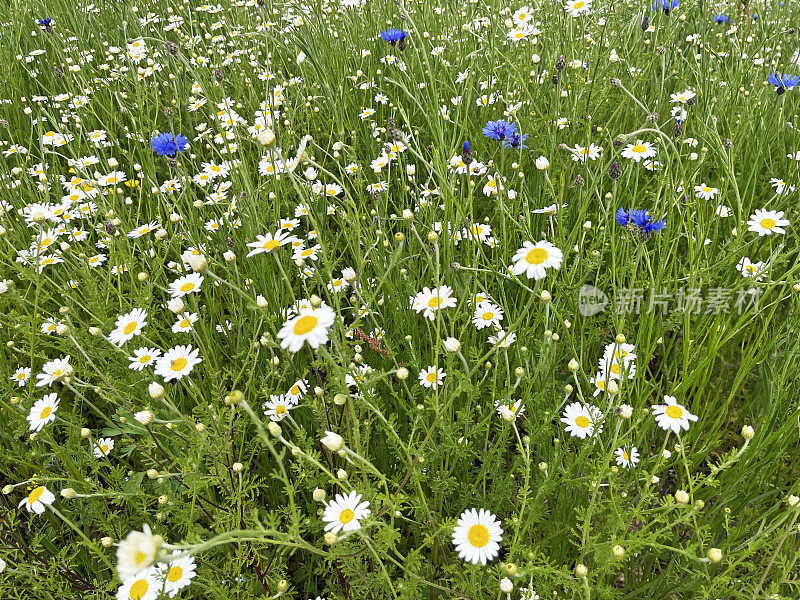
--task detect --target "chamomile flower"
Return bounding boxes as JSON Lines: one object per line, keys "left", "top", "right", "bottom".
{"left": 116, "top": 525, "right": 161, "bottom": 580}
{"left": 561, "top": 402, "right": 603, "bottom": 439}
{"left": 262, "top": 394, "right": 295, "bottom": 421}
{"left": 27, "top": 393, "right": 59, "bottom": 431}
{"left": 93, "top": 437, "right": 115, "bottom": 458}
{"left": 510, "top": 241, "right": 563, "bottom": 280}
{"left": 472, "top": 301, "right": 504, "bottom": 330}
{"left": 494, "top": 399, "right": 525, "bottom": 421}
{"left": 410, "top": 286, "right": 457, "bottom": 320}
{"left": 418, "top": 366, "right": 446, "bottom": 390}
{"left": 322, "top": 491, "right": 371, "bottom": 534}
{"left": 737, "top": 257, "right": 766, "bottom": 280}
{"left": 245, "top": 230, "right": 294, "bottom": 257}
{"left": 277, "top": 305, "right": 336, "bottom": 352}
{"left": 747, "top": 209, "right": 789, "bottom": 236}
{"left": 694, "top": 183, "right": 718, "bottom": 200}
{"left": 109, "top": 308, "right": 148, "bottom": 346}
{"left": 614, "top": 446, "right": 640, "bottom": 468}
{"left": 621, "top": 140, "right": 657, "bottom": 162}
{"left": 157, "top": 553, "right": 196, "bottom": 597}
{"left": 18, "top": 485, "right": 55, "bottom": 514}
{"left": 451, "top": 508, "right": 503, "bottom": 565}
{"left": 116, "top": 570, "right": 160, "bottom": 600}
{"left": 652, "top": 395, "right": 697, "bottom": 434}
{"left": 565, "top": 0, "right": 592, "bottom": 16}
{"left": 128, "top": 348, "right": 162, "bottom": 371}
{"left": 12, "top": 366, "right": 31, "bottom": 387}
{"left": 171, "top": 312, "right": 198, "bottom": 333}
{"left": 168, "top": 273, "right": 204, "bottom": 298}
{"left": 35, "top": 356, "right": 73, "bottom": 387}
{"left": 154, "top": 345, "right": 202, "bottom": 382}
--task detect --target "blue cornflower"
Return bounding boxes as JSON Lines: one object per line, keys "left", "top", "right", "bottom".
{"left": 482, "top": 120, "right": 517, "bottom": 141}
{"left": 37, "top": 17, "right": 53, "bottom": 30}
{"left": 380, "top": 29, "right": 407, "bottom": 46}
{"left": 615, "top": 208, "right": 633, "bottom": 226}
{"left": 768, "top": 72, "right": 799, "bottom": 93}
{"left": 713, "top": 14, "right": 728, "bottom": 23}
{"left": 652, "top": 0, "right": 678, "bottom": 13}
{"left": 502, "top": 131, "right": 528, "bottom": 149}
{"left": 616, "top": 208, "right": 666, "bottom": 234}
{"left": 151, "top": 132, "right": 189, "bottom": 157}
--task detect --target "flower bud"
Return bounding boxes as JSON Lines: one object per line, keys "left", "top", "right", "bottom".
{"left": 568, "top": 358, "right": 580, "bottom": 372}
{"left": 232, "top": 462, "right": 243, "bottom": 473}
{"left": 324, "top": 532, "right": 338, "bottom": 545}
{"left": 741, "top": 425, "right": 754, "bottom": 440}
{"left": 60, "top": 488, "right": 76, "bottom": 499}
{"left": 500, "top": 578, "right": 513, "bottom": 593}
{"left": 396, "top": 367, "right": 409, "bottom": 380}
{"left": 268, "top": 422, "right": 282, "bottom": 438}
{"left": 612, "top": 544, "right": 625, "bottom": 558}
{"left": 574, "top": 563, "right": 588, "bottom": 577}
{"left": 707, "top": 548, "right": 722, "bottom": 563}
{"left": 148, "top": 382, "right": 165, "bottom": 399}
{"left": 134, "top": 410, "right": 154, "bottom": 425}
{"left": 313, "top": 488, "right": 326, "bottom": 502}
{"left": 443, "top": 337, "right": 461, "bottom": 353}
{"left": 321, "top": 431, "right": 344, "bottom": 452}
{"left": 675, "top": 490, "right": 690, "bottom": 504}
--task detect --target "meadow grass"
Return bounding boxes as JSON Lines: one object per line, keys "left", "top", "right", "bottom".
{"left": 1, "top": 0, "right": 800, "bottom": 598}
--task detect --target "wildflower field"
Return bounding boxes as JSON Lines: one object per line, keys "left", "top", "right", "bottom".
{"left": 2, "top": 0, "right": 800, "bottom": 597}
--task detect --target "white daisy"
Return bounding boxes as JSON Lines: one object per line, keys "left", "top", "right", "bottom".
{"left": 747, "top": 209, "right": 789, "bottom": 236}
{"left": 27, "top": 393, "right": 59, "bottom": 432}
{"left": 109, "top": 308, "right": 148, "bottom": 346}
{"left": 621, "top": 140, "right": 657, "bottom": 163}
{"left": 510, "top": 241, "right": 563, "bottom": 280}
{"left": 12, "top": 366, "right": 31, "bottom": 387}
{"left": 154, "top": 345, "right": 202, "bottom": 382}
{"left": 652, "top": 395, "right": 698, "bottom": 434}
{"left": 693, "top": 183, "right": 718, "bottom": 200}
{"left": 322, "top": 491, "right": 371, "bottom": 534}
{"left": 116, "top": 525, "right": 161, "bottom": 580}
{"left": 116, "top": 570, "right": 160, "bottom": 600}
{"left": 35, "top": 355, "right": 73, "bottom": 387}
{"left": 451, "top": 508, "right": 503, "bottom": 565}
{"left": 614, "top": 446, "right": 640, "bottom": 468}
{"left": 168, "top": 273, "right": 204, "bottom": 298}
{"left": 410, "top": 285, "right": 457, "bottom": 321}
{"left": 472, "top": 301, "right": 504, "bottom": 330}
{"left": 561, "top": 402, "right": 603, "bottom": 439}
{"left": 262, "top": 394, "right": 295, "bottom": 421}
{"left": 737, "top": 257, "right": 766, "bottom": 281}
{"left": 128, "top": 348, "right": 162, "bottom": 371}
{"left": 157, "top": 553, "right": 196, "bottom": 598}
{"left": 277, "top": 305, "right": 336, "bottom": 352}
{"left": 18, "top": 485, "right": 55, "bottom": 514}
{"left": 418, "top": 366, "right": 445, "bottom": 390}
{"left": 93, "top": 437, "right": 115, "bottom": 458}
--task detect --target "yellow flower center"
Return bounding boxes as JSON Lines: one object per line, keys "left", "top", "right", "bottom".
{"left": 426, "top": 372, "right": 438, "bottom": 383}
{"left": 575, "top": 415, "right": 591, "bottom": 428}
{"left": 632, "top": 144, "right": 646, "bottom": 153}
{"left": 622, "top": 451, "right": 629, "bottom": 461}
{"left": 573, "top": 1, "right": 585, "bottom": 7}
{"left": 124, "top": 322, "right": 138, "bottom": 335}
{"left": 276, "top": 405, "right": 287, "bottom": 414}
{"left": 427, "top": 296, "right": 442, "bottom": 308}
{"left": 482, "top": 312, "right": 493, "bottom": 321}
{"left": 467, "top": 524, "right": 490, "bottom": 548}
{"left": 760, "top": 218, "right": 776, "bottom": 229}
{"left": 101, "top": 445, "right": 109, "bottom": 453}
{"left": 28, "top": 486, "right": 45, "bottom": 503}
{"left": 170, "top": 358, "right": 188, "bottom": 371}
{"left": 703, "top": 187, "right": 712, "bottom": 192}
{"left": 610, "top": 363, "right": 620, "bottom": 375}
{"left": 264, "top": 240, "right": 280, "bottom": 250}
{"left": 40, "top": 407, "right": 52, "bottom": 419}
{"left": 339, "top": 508, "right": 355, "bottom": 524}
{"left": 293, "top": 315, "right": 319, "bottom": 335}
{"left": 179, "top": 319, "right": 189, "bottom": 328}
{"left": 665, "top": 405, "right": 683, "bottom": 419}
{"left": 167, "top": 566, "right": 183, "bottom": 583}
{"left": 140, "top": 355, "right": 151, "bottom": 363}
{"left": 746, "top": 265, "right": 756, "bottom": 273}
{"left": 135, "top": 551, "right": 146, "bottom": 564}
{"left": 180, "top": 282, "right": 195, "bottom": 292}
{"left": 129, "top": 578, "right": 149, "bottom": 600}
{"left": 525, "top": 248, "right": 548, "bottom": 265}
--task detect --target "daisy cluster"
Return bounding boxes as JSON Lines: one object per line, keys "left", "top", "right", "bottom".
{"left": 1, "top": 0, "right": 799, "bottom": 597}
